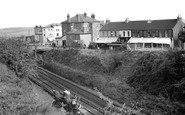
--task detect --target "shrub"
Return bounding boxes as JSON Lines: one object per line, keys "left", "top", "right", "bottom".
{"left": 127, "top": 50, "right": 185, "bottom": 102}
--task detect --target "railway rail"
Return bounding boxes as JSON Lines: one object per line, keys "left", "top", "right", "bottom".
{"left": 30, "top": 67, "right": 107, "bottom": 115}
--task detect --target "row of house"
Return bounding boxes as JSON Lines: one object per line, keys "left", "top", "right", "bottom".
{"left": 34, "top": 13, "right": 103, "bottom": 47}
{"left": 99, "top": 16, "right": 185, "bottom": 50}
{"left": 34, "top": 13, "right": 185, "bottom": 50}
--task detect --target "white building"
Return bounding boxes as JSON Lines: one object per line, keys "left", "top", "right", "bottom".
{"left": 42, "top": 23, "right": 62, "bottom": 45}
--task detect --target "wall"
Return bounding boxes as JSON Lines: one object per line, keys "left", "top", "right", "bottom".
{"left": 92, "top": 22, "right": 101, "bottom": 42}
{"left": 53, "top": 25, "right": 62, "bottom": 37}
{"left": 66, "top": 34, "right": 80, "bottom": 46}
{"left": 173, "top": 18, "right": 184, "bottom": 48}
{"left": 62, "top": 23, "right": 71, "bottom": 36}
{"left": 55, "top": 39, "right": 63, "bottom": 46}
{"left": 34, "top": 27, "right": 42, "bottom": 35}
{"left": 34, "top": 35, "right": 43, "bottom": 43}
{"left": 80, "top": 34, "right": 91, "bottom": 46}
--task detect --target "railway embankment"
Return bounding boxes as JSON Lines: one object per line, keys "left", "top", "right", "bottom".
{"left": 40, "top": 49, "right": 185, "bottom": 114}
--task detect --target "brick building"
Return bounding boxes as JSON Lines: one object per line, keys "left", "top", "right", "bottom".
{"left": 34, "top": 25, "right": 43, "bottom": 44}
{"left": 99, "top": 16, "right": 184, "bottom": 50}
{"left": 61, "top": 13, "right": 103, "bottom": 47}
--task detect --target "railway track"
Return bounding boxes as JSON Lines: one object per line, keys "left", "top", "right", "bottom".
{"left": 30, "top": 67, "right": 107, "bottom": 115}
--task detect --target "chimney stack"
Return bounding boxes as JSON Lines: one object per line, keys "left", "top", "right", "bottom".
{"left": 125, "top": 18, "right": 129, "bottom": 23}
{"left": 106, "top": 18, "right": 110, "bottom": 24}
{"left": 91, "top": 13, "right": 95, "bottom": 19}
{"left": 76, "top": 14, "right": 80, "bottom": 22}
{"left": 177, "top": 14, "right": 182, "bottom": 21}
{"left": 67, "top": 13, "right": 70, "bottom": 22}
{"left": 84, "top": 12, "right": 87, "bottom": 17}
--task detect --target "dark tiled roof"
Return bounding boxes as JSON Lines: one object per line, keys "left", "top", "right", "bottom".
{"left": 62, "top": 14, "right": 99, "bottom": 23}
{"left": 100, "top": 19, "right": 178, "bottom": 31}
{"left": 67, "top": 29, "right": 83, "bottom": 34}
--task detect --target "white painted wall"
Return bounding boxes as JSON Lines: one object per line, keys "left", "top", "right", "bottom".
{"left": 42, "top": 24, "right": 62, "bottom": 45}
{"left": 80, "top": 34, "right": 91, "bottom": 46}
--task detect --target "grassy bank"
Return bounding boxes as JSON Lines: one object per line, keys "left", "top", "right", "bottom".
{"left": 0, "top": 38, "right": 66, "bottom": 115}
{"left": 41, "top": 49, "right": 185, "bottom": 114}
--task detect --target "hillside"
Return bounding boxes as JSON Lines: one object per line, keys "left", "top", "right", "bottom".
{"left": 0, "top": 27, "right": 34, "bottom": 38}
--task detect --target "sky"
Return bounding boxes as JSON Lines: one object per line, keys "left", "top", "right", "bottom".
{"left": 0, "top": 0, "right": 184, "bottom": 28}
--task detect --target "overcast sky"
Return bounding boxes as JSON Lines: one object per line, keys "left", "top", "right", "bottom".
{"left": 0, "top": 0, "right": 184, "bottom": 28}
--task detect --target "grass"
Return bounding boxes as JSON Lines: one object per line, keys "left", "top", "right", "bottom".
{"left": 0, "top": 63, "right": 66, "bottom": 115}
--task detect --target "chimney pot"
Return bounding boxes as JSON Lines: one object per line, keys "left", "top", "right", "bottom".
{"left": 84, "top": 12, "right": 87, "bottom": 17}
{"left": 67, "top": 13, "right": 70, "bottom": 22}
{"left": 125, "top": 18, "right": 129, "bottom": 23}
{"left": 91, "top": 13, "right": 95, "bottom": 19}
{"left": 106, "top": 18, "right": 110, "bottom": 24}
{"left": 76, "top": 14, "right": 80, "bottom": 22}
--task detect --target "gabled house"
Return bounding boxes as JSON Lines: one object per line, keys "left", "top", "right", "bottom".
{"left": 42, "top": 23, "right": 62, "bottom": 45}
{"left": 61, "top": 13, "right": 103, "bottom": 47}
{"left": 99, "top": 16, "right": 184, "bottom": 50}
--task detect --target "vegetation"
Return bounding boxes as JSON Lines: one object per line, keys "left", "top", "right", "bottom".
{"left": 0, "top": 38, "right": 38, "bottom": 79}
{"left": 128, "top": 50, "right": 185, "bottom": 114}
{"left": 0, "top": 38, "right": 65, "bottom": 115}
{"left": 41, "top": 49, "right": 185, "bottom": 114}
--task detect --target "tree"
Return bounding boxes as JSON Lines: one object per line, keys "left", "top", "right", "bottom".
{"left": 0, "top": 38, "right": 38, "bottom": 80}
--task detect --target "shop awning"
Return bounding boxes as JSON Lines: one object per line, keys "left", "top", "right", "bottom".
{"left": 95, "top": 37, "right": 118, "bottom": 43}
{"left": 128, "top": 37, "right": 171, "bottom": 45}
{"left": 47, "top": 37, "right": 55, "bottom": 41}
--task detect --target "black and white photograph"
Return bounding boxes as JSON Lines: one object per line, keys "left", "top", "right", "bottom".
{"left": 0, "top": 0, "right": 185, "bottom": 115}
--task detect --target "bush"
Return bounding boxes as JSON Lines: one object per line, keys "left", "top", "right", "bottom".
{"left": 127, "top": 50, "right": 185, "bottom": 102}
{"left": 88, "top": 42, "right": 98, "bottom": 49}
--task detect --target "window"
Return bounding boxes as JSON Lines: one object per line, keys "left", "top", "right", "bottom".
{"left": 153, "top": 43, "right": 157, "bottom": 48}
{"left": 155, "top": 30, "right": 159, "bottom": 37}
{"left": 148, "top": 31, "right": 150, "bottom": 37}
{"left": 108, "top": 31, "right": 111, "bottom": 36}
{"left": 128, "top": 31, "right": 130, "bottom": 37}
{"left": 116, "top": 31, "right": 119, "bottom": 37}
{"left": 137, "top": 31, "right": 140, "bottom": 37}
{"left": 144, "top": 31, "right": 147, "bottom": 37}
{"left": 139, "top": 31, "right": 143, "bottom": 37}
{"left": 163, "top": 44, "right": 170, "bottom": 49}
{"left": 165, "top": 30, "right": 168, "bottom": 37}
{"left": 136, "top": 43, "right": 143, "bottom": 48}
{"left": 159, "top": 30, "right": 162, "bottom": 37}
{"left": 123, "top": 31, "right": 125, "bottom": 37}
{"left": 104, "top": 31, "right": 107, "bottom": 36}
{"left": 168, "top": 30, "right": 172, "bottom": 37}
{"left": 152, "top": 30, "right": 156, "bottom": 37}
{"left": 145, "top": 43, "right": 152, "bottom": 48}
{"left": 56, "top": 33, "right": 59, "bottom": 36}
{"left": 160, "top": 30, "right": 165, "bottom": 37}
{"left": 132, "top": 31, "right": 136, "bottom": 37}
{"left": 112, "top": 31, "right": 115, "bottom": 37}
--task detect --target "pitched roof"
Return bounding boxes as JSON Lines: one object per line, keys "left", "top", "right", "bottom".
{"left": 100, "top": 19, "right": 178, "bottom": 31}
{"left": 44, "top": 23, "right": 61, "bottom": 28}
{"left": 67, "top": 28, "right": 91, "bottom": 35}
{"left": 62, "top": 14, "right": 100, "bottom": 23}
